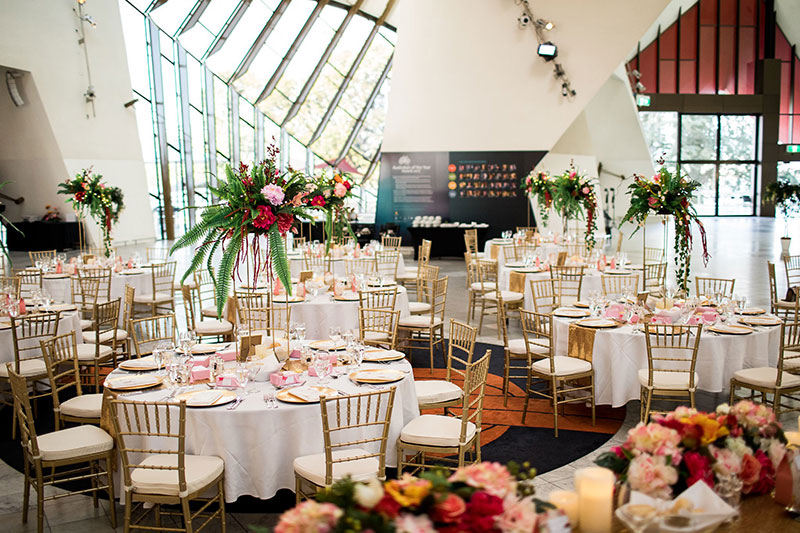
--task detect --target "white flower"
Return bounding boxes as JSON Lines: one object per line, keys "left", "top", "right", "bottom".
{"left": 725, "top": 437, "right": 752, "bottom": 458}
{"left": 353, "top": 478, "right": 383, "bottom": 509}
{"left": 716, "top": 403, "right": 730, "bottom": 416}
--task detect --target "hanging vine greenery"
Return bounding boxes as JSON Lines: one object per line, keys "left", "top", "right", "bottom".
{"left": 58, "top": 168, "right": 124, "bottom": 257}
{"left": 520, "top": 170, "right": 555, "bottom": 224}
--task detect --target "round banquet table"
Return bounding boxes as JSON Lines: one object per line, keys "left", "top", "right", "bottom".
{"left": 498, "top": 264, "right": 603, "bottom": 309}
{"left": 551, "top": 315, "right": 782, "bottom": 407}
{"left": 0, "top": 309, "right": 82, "bottom": 365}
{"left": 287, "top": 253, "right": 407, "bottom": 278}
{"left": 482, "top": 238, "right": 560, "bottom": 262}
{"left": 232, "top": 285, "right": 411, "bottom": 340}
{"left": 103, "top": 357, "right": 420, "bottom": 502}
{"left": 41, "top": 271, "right": 153, "bottom": 306}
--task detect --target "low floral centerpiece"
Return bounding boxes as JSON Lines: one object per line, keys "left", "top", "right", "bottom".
{"left": 552, "top": 166, "right": 598, "bottom": 249}
{"left": 42, "top": 205, "right": 62, "bottom": 222}
{"left": 595, "top": 400, "right": 787, "bottom": 499}
{"left": 170, "top": 144, "right": 309, "bottom": 317}
{"left": 620, "top": 162, "right": 710, "bottom": 294}
{"left": 274, "top": 462, "right": 565, "bottom": 532}
{"left": 58, "top": 168, "right": 124, "bottom": 257}
{"left": 521, "top": 170, "right": 555, "bottom": 225}
{"left": 306, "top": 170, "right": 357, "bottom": 252}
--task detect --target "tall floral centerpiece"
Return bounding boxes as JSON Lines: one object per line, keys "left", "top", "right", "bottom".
{"left": 552, "top": 166, "right": 598, "bottom": 249}
{"left": 170, "top": 145, "right": 309, "bottom": 317}
{"left": 520, "top": 170, "right": 555, "bottom": 225}
{"left": 306, "top": 170, "right": 357, "bottom": 252}
{"left": 595, "top": 400, "right": 787, "bottom": 499}
{"left": 764, "top": 179, "right": 800, "bottom": 256}
{"left": 620, "top": 163, "right": 709, "bottom": 294}
{"left": 58, "top": 168, "right": 124, "bottom": 257}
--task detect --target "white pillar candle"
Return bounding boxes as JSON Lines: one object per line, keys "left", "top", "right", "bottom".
{"left": 576, "top": 467, "right": 615, "bottom": 533}
{"left": 549, "top": 490, "right": 579, "bottom": 527}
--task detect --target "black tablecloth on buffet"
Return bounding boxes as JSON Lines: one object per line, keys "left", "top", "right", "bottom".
{"left": 408, "top": 226, "right": 488, "bottom": 259}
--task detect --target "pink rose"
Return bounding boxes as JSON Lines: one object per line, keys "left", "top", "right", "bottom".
{"left": 431, "top": 494, "right": 466, "bottom": 524}
{"left": 582, "top": 186, "right": 590, "bottom": 194}
{"left": 333, "top": 182, "right": 347, "bottom": 198}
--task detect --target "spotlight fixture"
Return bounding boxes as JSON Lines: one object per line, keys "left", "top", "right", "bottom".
{"left": 77, "top": 0, "right": 87, "bottom": 4}
{"left": 635, "top": 81, "right": 647, "bottom": 93}
{"left": 518, "top": 13, "right": 531, "bottom": 28}
{"left": 630, "top": 69, "right": 641, "bottom": 79}
{"left": 84, "top": 85, "right": 96, "bottom": 103}
{"left": 535, "top": 19, "right": 554, "bottom": 31}
{"left": 561, "top": 82, "right": 576, "bottom": 98}
{"left": 537, "top": 41, "right": 557, "bottom": 60}
{"left": 80, "top": 14, "right": 96, "bottom": 27}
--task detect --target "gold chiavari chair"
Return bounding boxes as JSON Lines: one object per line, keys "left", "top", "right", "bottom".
{"left": 344, "top": 257, "right": 377, "bottom": 277}
{"left": 79, "top": 298, "right": 125, "bottom": 391}
{"left": 497, "top": 296, "right": 549, "bottom": 406}
{"left": 234, "top": 291, "right": 270, "bottom": 323}
{"left": 194, "top": 269, "right": 220, "bottom": 318}
{"left": 381, "top": 235, "right": 402, "bottom": 249}
{"left": 529, "top": 278, "right": 560, "bottom": 314}
{"left": 41, "top": 331, "right": 102, "bottom": 429}
{"left": 14, "top": 268, "right": 42, "bottom": 299}
{"left": 80, "top": 253, "right": 97, "bottom": 264}
{"left": 239, "top": 305, "right": 291, "bottom": 342}
{"left": 122, "top": 284, "right": 136, "bottom": 338}
{"left": 397, "top": 350, "right": 491, "bottom": 474}
{"left": 0, "top": 275, "right": 21, "bottom": 299}
{"left": 768, "top": 261, "right": 798, "bottom": 315}
{"left": 473, "top": 258, "right": 500, "bottom": 335}
{"left": 398, "top": 277, "right": 448, "bottom": 371}
{"left": 78, "top": 266, "right": 112, "bottom": 302}
{"left": 514, "top": 243, "right": 538, "bottom": 261}
{"left": 70, "top": 275, "right": 95, "bottom": 331}
{"left": 358, "top": 286, "right": 398, "bottom": 310}
{"left": 564, "top": 242, "right": 591, "bottom": 260}
{"left": 303, "top": 251, "right": 332, "bottom": 272}
{"left": 786, "top": 255, "right": 800, "bottom": 291}
{"left": 644, "top": 246, "right": 665, "bottom": 264}
{"left": 601, "top": 273, "right": 640, "bottom": 298}
{"left": 516, "top": 226, "right": 536, "bottom": 234}
{"left": 415, "top": 319, "right": 477, "bottom": 411}
{"left": 408, "top": 264, "right": 440, "bottom": 315}
{"left": 8, "top": 366, "right": 116, "bottom": 533}
{"left": 730, "top": 320, "right": 800, "bottom": 416}
{"left": 130, "top": 314, "right": 177, "bottom": 358}
{"left": 464, "top": 253, "right": 482, "bottom": 318}
{"left": 375, "top": 250, "right": 400, "bottom": 280}
{"left": 358, "top": 308, "right": 400, "bottom": 351}
{"left": 555, "top": 251, "right": 567, "bottom": 266}
{"left": 695, "top": 276, "right": 735, "bottom": 299}
{"left": 134, "top": 261, "right": 177, "bottom": 317}
{"left": 182, "top": 285, "right": 233, "bottom": 341}
{"left": 640, "top": 323, "right": 702, "bottom": 422}
{"left": 145, "top": 247, "right": 170, "bottom": 262}
{"left": 293, "top": 236, "right": 307, "bottom": 248}
{"left": 464, "top": 229, "right": 479, "bottom": 256}
{"left": 294, "top": 388, "right": 397, "bottom": 502}
{"left": 550, "top": 265, "right": 585, "bottom": 306}
{"left": 110, "top": 399, "right": 226, "bottom": 533}
{"left": 28, "top": 249, "right": 56, "bottom": 266}
{"left": 480, "top": 261, "right": 524, "bottom": 339}
{"left": 520, "top": 310, "right": 595, "bottom": 436}
{"left": 642, "top": 262, "right": 667, "bottom": 293}
{"left": 401, "top": 238, "right": 432, "bottom": 280}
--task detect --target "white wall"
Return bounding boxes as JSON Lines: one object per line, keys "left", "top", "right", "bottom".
{"left": 0, "top": 0, "right": 155, "bottom": 246}
{"left": 383, "top": 0, "right": 669, "bottom": 152}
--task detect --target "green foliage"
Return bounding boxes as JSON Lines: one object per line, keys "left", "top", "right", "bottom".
{"left": 764, "top": 180, "right": 800, "bottom": 219}
{"left": 551, "top": 167, "right": 599, "bottom": 248}
{"left": 520, "top": 171, "right": 555, "bottom": 224}
{"left": 58, "top": 168, "right": 124, "bottom": 257}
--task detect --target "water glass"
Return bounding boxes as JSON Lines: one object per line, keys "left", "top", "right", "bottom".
{"left": 235, "top": 363, "right": 250, "bottom": 388}
{"left": 329, "top": 326, "right": 342, "bottom": 345}
{"left": 313, "top": 353, "right": 332, "bottom": 384}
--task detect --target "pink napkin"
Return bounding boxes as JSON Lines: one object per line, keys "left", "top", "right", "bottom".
{"left": 687, "top": 315, "right": 702, "bottom": 325}
{"left": 534, "top": 257, "right": 541, "bottom": 269}
{"left": 18, "top": 299, "right": 26, "bottom": 315}
{"left": 114, "top": 263, "right": 123, "bottom": 273}
{"left": 695, "top": 306, "right": 715, "bottom": 314}
{"left": 216, "top": 346, "right": 238, "bottom": 362}
{"left": 289, "top": 349, "right": 302, "bottom": 359}
{"left": 350, "top": 275, "right": 359, "bottom": 292}
{"left": 297, "top": 282, "right": 306, "bottom": 298}
{"left": 55, "top": 262, "right": 63, "bottom": 274}
{"left": 604, "top": 304, "right": 624, "bottom": 320}
{"left": 270, "top": 372, "right": 302, "bottom": 387}
{"left": 702, "top": 311, "right": 718, "bottom": 324}
{"left": 596, "top": 257, "right": 605, "bottom": 272}
{"left": 216, "top": 375, "right": 241, "bottom": 388}
{"left": 629, "top": 314, "right": 640, "bottom": 324}
{"left": 127, "top": 258, "right": 133, "bottom": 269}
{"left": 190, "top": 366, "right": 210, "bottom": 383}
{"left": 273, "top": 279, "right": 283, "bottom": 296}
{"left": 190, "top": 355, "right": 210, "bottom": 368}
{"left": 610, "top": 258, "right": 616, "bottom": 269}
{"left": 651, "top": 315, "right": 672, "bottom": 325}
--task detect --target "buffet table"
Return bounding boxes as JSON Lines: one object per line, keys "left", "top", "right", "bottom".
{"left": 408, "top": 226, "right": 488, "bottom": 258}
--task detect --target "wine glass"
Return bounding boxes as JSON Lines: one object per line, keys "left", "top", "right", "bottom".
{"left": 313, "top": 352, "right": 332, "bottom": 384}
{"left": 7, "top": 301, "right": 19, "bottom": 319}
{"left": 618, "top": 504, "right": 658, "bottom": 533}
{"left": 328, "top": 326, "right": 342, "bottom": 347}
{"left": 180, "top": 330, "right": 197, "bottom": 355}
{"left": 235, "top": 363, "right": 250, "bottom": 389}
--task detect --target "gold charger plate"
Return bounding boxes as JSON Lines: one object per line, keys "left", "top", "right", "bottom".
{"left": 49, "top": 303, "right": 78, "bottom": 312}
{"left": 552, "top": 308, "right": 590, "bottom": 318}
{"left": 513, "top": 268, "right": 543, "bottom": 274}
{"left": 575, "top": 318, "right": 619, "bottom": 329}
{"left": 363, "top": 349, "right": 405, "bottom": 362}
{"left": 276, "top": 385, "right": 338, "bottom": 404}
{"left": 738, "top": 307, "right": 766, "bottom": 316}
{"left": 707, "top": 324, "right": 754, "bottom": 335}
{"left": 366, "top": 281, "right": 397, "bottom": 288}
{"left": 175, "top": 389, "right": 236, "bottom": 407}
{"left": 334, "top": 293, "right": 360, "bottom": 302}
{"left": 739, "top": 316, "right": 781, "bottom": 326}
{"left": 177, "top": 344, "right": 223, "bottom": 355}
{"left": 118, "top": 357, "right": 159, "bottom": 371}
{"left": 505, "top": 262, "right": 526, "bottom": 268}
{"left": 120, "top": 269, "right": 145, "bottom": 275}
{"left": 309, "top": 340, "right": 347, "bottom": 351}
{"left": 43, "top": 273, "right": 69, "bottom": 279}
{"left": 349, "top": 368, "right": 405, "bottom": 384}
{"left": 272, "top": 295, "right": 305, "bottom": 303}
{"left": 574, "top": 301, "right": 590, "bottom": 309}
{"left": 104, "top": 375, "right": 162, "bottom": 391}
{"left": 605, "top": 269, "right": 633, "bottom": 275}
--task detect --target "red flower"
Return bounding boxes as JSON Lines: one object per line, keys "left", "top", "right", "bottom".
{"left": 683, "top": 451, "right": 714, "bottom": 488}
{"left": 611, "top": 445, "right": 625, "bottom": 458}
{"left": 742, "top": 450, "right": 775, "bottom": 494}
{"left": 681, "top": 197, "right": 689, "bottom": 208}
{"left": 464, "top": 491, "right": 503, "bottom": 532}
{"left": 343, "top": 180, "right": 352, "bottom": 190}
{"left": 74, "top": 191, "right": 86, "bottom": 203}
{"left": 311, "top": 195, "right": 326, "bottom": 207}
{"left": 372, "top": 493, "right": 401, "bottom": 518}
{"left": 252, "top": 205, "right": 276, "bottom": 229}
{"left": 432, "top": 494, "right": 466, "bottom": 524}
{"left": 648, "top": 197, "right": 659, "bottom": 208}
{"left": 276, "top": 213, "right": 294, "bottom": 235}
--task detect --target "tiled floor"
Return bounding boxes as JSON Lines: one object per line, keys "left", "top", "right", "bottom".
{"left": 2, "top": 216, "right": 798, "bottom": 531}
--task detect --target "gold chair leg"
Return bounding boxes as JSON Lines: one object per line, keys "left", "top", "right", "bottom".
{"left": 155, "top": 504, "right": 162, "bottom": 529}
{"left": 36, "top": 466, "right": 44, "bottom": 533}
{"left": 181, "top": 497, "right": 194, "bottom": 533}
{"left": 774, "top": 391, "right": 782, "bottom": 417}
{"left": 295, "top": 475, "right": 302, "bottom": 504}
{"left": 551, "top": 377, "right": 559, "bottom": 438}
{"left": 590, "top": 377, "right": 596, "bottom": 427}
{"left": 502, "top": 355, "right": 510, "bottom": 407}
{"left": 219, "top": 478, "right": 227, "bottom": 533}
{"left": 106, "top": 454, "right": 116, "bottom": 529}
{"left": 124, "top": 490, "right": 132, "bottom": 533}
{"left": 22, "top": 458, "right": 30, "bottom": 524}
{"left": 728, "top": 381, "right": 735, "bottom": 405}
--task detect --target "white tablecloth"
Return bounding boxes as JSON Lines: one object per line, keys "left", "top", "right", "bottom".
{"left": 498, "top": 264, "right": 603, "bottom": 309}
{"left": 483, "top": 239, "right": 560, "bottom": 262}
{"left": 106, "top": 359, "right": 420, "bottom": 501}
{"left": 0, "top": 311, "right": 82, "bottom": 364}
{"left": 552, "top": 317, "right": 782, "bottom": 407}
{"left": 287, "top": 254, "right": 407, "bottom": 278}
{"left": 42, "top": 272, "right": 153, "bottom": 306}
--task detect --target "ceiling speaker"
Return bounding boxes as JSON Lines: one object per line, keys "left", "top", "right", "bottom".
{"left": 5, "top": 72, "right": 25, "bottom": 107}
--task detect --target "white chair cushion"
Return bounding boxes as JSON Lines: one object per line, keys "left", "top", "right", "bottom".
{"left": 0, "top": 359, "right": 46, "bottom": 377}
{"left": 732, "top": 367, "right": 800, "bottom": 389}
{"left": 134, "top": 292, "right": 173, "bottom": 304}
{"left": 398, "top": 316, "right": 443, "bottom": 328}
{"left": 400, "top": 414, "right": 476, "bottom": 447}
{"left": 36, "top": 425, "right": 113, "bottom": 461}
{"left": 76, "top": 343, "right": 114, "bottom": 361}
{"left": 508, "top": 338, "right": 550, "bottom": 356}
{"left": 396, "top": 272, "right": 417, "bottom": 282}
{"left": 363, "top": 331, "right": 390, "bottom": 342}
{"left": 60, "top": 393, "right": 103, "bottom": 418}
{"left": 484, "top": 291, "right": 524, "bottom": 303}
{"left": 80, "top": 319, "right": 93, "bottom": 331}
{"left": 415, "top": 380, "right": 463, "bottom": 405}
{"left": 638, "top": 369, "right": 700, "bottom": 390}
{"left": 470, "top": 282, "right": 496, "bottom": 292}
{"left": 531, "top": 356, "right": 592, "bottom": 377}
{"left": 201, "top": 306, "right": 217, "bottom": 318}
{"left": 195, "top": 319, "right": 233, "bottom": 335}
{"left": 173, "top": 281, "right": 197, "bottom": 290}
{"left": 81, "top": 329, "right": 128, "bottom": 344}
{"left": 776, "top": 299, "right": 797, "bottom": 309}
{"left": 293, "top": 448, "right": 379, "bottom": 487}
{"left": 131, "top": 454, "right": 224, "bottom": 496}
{"left": 408, "top": 302, "right": 432, "bottom": 314}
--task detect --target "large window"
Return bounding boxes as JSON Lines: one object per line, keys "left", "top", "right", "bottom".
{"left": 118, "top": 0, "right": 395, "bottom": 239}
{"left": 640, "top": 112, "right": 760, "bottom": 216}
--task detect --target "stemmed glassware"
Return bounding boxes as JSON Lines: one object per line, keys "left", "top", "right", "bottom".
{"left": 179, "top": 330, "right": 197, "bottom": 355}
{"left": 328, "top": 326, "right": 342, "bottom": 347}
{"left": 313, "top": 351, "right": 332, "bottom": 384}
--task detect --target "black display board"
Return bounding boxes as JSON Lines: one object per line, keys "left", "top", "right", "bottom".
{"left": 376, "top": 151, "right": 546, "bottom": 243}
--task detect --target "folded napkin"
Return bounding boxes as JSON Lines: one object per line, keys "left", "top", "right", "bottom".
{"left": 701, "top": 311, "right": 719, "bottom": 324}
{"left": 190, "top": 366, "right": 210, "bottom": 383}
{"left": 695, "top": 306, "right": 716, "bottom": 313}
{"left": 363, "top": 349, "right": 404, "bottom": 361}
{"left": 253, "top": 357, "right": 282, "bottom": 382}
{"left": 288, "top": 387, "right": 326, "bottom": 402}
{"left": 122, "top": 357, "right": 157, "bottom": 369}
{"left": 216, "top": 346, "right": 238, "bottom": 361}
{"left": 270, "top": 371, "right": 303, "bottom": 387}
{"left": 190, "top": 355, "right": 210, "bottom": 368}
{"left": 603, "top": 304, "right": 625, "bottom": 320}
{"left": 353, "top": 370, "right": 397, "bottom": 381}
{"left": 216, "top": 375, "right": 241, "bottom": 388}
{"left": 186, "top": 390, "right": 221, "bottom": 406}
{"left": 107, "top": 375, "right": 155, "bottom": 388}
{"left": 650, "top": 315, "right": 673, "bottom": 325}
{"left": 687, "top": 315, "right": 702, "bottom": 325}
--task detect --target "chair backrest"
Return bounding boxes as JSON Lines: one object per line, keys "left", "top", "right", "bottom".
{"left": 194, "top": 269, "right": 216, "bottom": 315}
{"left": 0, "top": 276, "right": 21, "bottom": 300}
{"left": 234, "top": 291, "right": 270, "bottom": 323}
{"left": 564, "top": 242, "right": 590, "bottom": 260}
{"left": 515, "top": 243, "right": 537, "bottom": 260}
{"left": 550, "top": 265, "right": 585, "bottom": 305}
{"left": 181, "top": 285, "right": 200, "bottom": 331}
{"left": 464, "top": 230, "right": 478, "bottom": 254}
{"left": 615, "top": 231, "right": 625, "bottom": 253}
{"left": 519, "top": 309, "right": 553, "bottom": 367}
{"left": 303, "top": 252, "right": 332, "bottom": 272}
{"left": 427, "top": 277, "right": 448, "bottom": 324}
{"left": 643, "top": 262, "right": 667, "bottom": 291}
{"left": 375, "top": 251, "right": 400, "bottom": 279}
{"left": 75, "top": 271, "right": 103, "bottom": 311}
{"left": 476, "top": 259, "right": 498, "bottom": 291}
{"left": 785, "top": 255, "right": 800, "bottom": 289}
{"left": 123, "top": 284, "right": 136, "bottom": 333}
{"left": 464, "top": 253, "right": 478, "bottom": 286}
{"left": 358, "top": 287, "right": 398, "bottom": 310}
{"left": 79, "top": 266, "right": 112, "bottom": 301}
{"left": 417, "top": 239, "right": 432, "bottom": 269}
{"left": 319, "top": 388, "right": 397, "bottom": 485}
{"left": 529, "top": 278, "right": 560, "bottom": 314}
{"left": 445, "top": 319, "right": 478, "bottom": 383}
{"left": 644, "top": 247, "right": 665, "bottom": 263}
{"left": 601, "top": 273, "right": 640, "bottom": 298}
{"left": 146, "top": 247, "right": 170, "bottom": 262}
{"left": 239, "top": 305, "right": 291, "bottom": 339}
{"left": 455, "top": 350, "right": 491, "bottom": 444}
{"left": 642, "top": 323, "right": 702, "bottom": 389}
{"left": 767, "top": 261, "right": 778, "bottom": 311}
{"left": 6, "top": 366, "right": 41, "bottom": 456}
{"left": 28, "top": 249, "right": 56, "bottom": 266}
{"left": 10, "top": 311, "right": 61, "bottom": 370}
{"left": 131, "top": 314, "right": 177, "bottom": 357}
{"left": 148, "top": 261, "right": 177, "bottom": 296}
{"left": 778, "top": 320, "right": 800, "bottom": 386}
{"left": 695, "top": 276, "right": 735, "bottom": 299}
{"left": 40, "top": 331, "right": 82, "bottom": 429}
{"left": 111, "top": 399, "right": 189, "bottom": 495}
{"left": 13, "top": 268, "right": 42, "bottom": 299}
{"left": 381, "top": 235, "right": 402, "bottom": 250}
{"left": 556, "top": 251, "right": 567, "bottom": 266}
{"left": 416, "top": 265, "right": 440, "bottom": 303}
{"left": 358, "top": 308, "right": 399, "bottom": 349}
{"left": 345, "top": 258, "right": 376, "bottom": 277}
